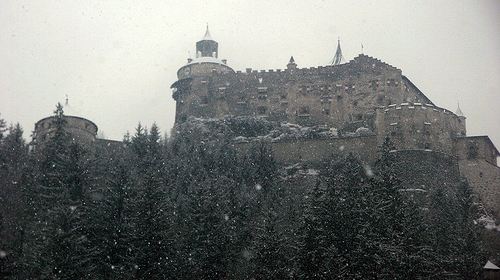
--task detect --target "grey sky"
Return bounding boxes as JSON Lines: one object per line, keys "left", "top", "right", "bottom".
{"left": 0, "top": 0, "right": 499, "bottom": 146}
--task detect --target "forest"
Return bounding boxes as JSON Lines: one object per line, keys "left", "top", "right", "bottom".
{"left": 0, "top": 105, "right": 487, "bottom": 279}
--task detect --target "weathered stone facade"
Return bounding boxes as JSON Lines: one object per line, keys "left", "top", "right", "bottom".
{"left": 172, "top": 30, "right": 500, "bottom": 214}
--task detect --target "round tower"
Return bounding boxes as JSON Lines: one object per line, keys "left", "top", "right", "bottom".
{"left": 33, "top": 102, "right": 97, "bottom": 147}
{"left": 172, "top": 27, "right": 235, "bottom": 124}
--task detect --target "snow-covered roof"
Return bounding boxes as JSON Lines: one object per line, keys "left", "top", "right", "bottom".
{"left": 484, "top": 261, "right": 500, "bottom": 270}
{"left": 186, "top": 56, "right": 228, "bottom": 66}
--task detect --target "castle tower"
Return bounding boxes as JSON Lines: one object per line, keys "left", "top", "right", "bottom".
{"left": 455, "top": 103, "right": 466, "bottom": 136}
{"left": 172, "top": 27, "right": 235, "bottom": 123}
{"left": 33, "top": 101, "right": 97, "bottom": 147}
{"left": 287, "top": 56, "right": 297, "bottom": 70}
{"left": 196, "top": 25, "right": 218, "bottom": 58}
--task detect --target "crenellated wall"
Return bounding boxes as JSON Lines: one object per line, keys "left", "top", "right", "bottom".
{"left": 375, "top": 103, "right": 466, "bottom": 154}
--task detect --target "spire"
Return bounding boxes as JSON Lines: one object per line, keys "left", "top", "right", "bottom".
{"left": 484, "top": 261, "right": 500, "bottom": 270}
{"left": 331, "top": 38, "right": 345, "bottom": 65}
{"left": 455, "top": 102, "right": 465, "bottom": 117}
{"left": 287, "top": 56, "right": 297, "bottom": 70}
{"left": 202, "top": 24, "right": 213, "bottom": 41}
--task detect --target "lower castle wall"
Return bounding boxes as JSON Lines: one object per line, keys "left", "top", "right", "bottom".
{"left": 236, "top": 135, "right": 379, "bottom": 165}
{"left": 459, "top": 159, "right": 500, "bottom": 216}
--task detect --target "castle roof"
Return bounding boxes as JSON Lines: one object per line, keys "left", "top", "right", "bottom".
{"left": 456, "top": 135, "right": 500, "bottom": 156}
{"left": 185, "top": 56, "right": 228, "bottom": 66}
{"left": 484, "top": 261, "right": 500, "bottom": 270}
{"left": 201, "top": 25, "right": 214, "bottom": 41}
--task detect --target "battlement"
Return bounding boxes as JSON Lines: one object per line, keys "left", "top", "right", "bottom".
{"left": 378, "top": 102, "right": 459, "bottom": 118}
{"left": 222, "top": 54, "right": 402, "bottom": 80}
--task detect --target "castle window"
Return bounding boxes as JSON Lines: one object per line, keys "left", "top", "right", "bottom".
{"left": 387, "top": 79, "right": 396, "bottom": 86}
{"left": 258, "top": 94, "right": 267, "bottom": 100}
{"left": 298, "top": 106, "right": 310, "bottom": 116}
{"left": 369, "top": 80, "right": 379, "bottom": 90}
{"left": 257, "top": 106, "right": 267, "bottom": 115}
{"left": 377, "top": 95, "right": 385, "bottom": 105}
{"left": 320, "top": 96, "right": 332, "bottom": 104}
{"left": 424, "top": 143, "right": 431, "bottom": 149}
{"left": 257, "top": 87, "right": 268, "bottom": 93}
{"left": 467, "top": 143, "right": 478, "bottom": 159}
{"left": 345, "top": 84, "right": 355, "bottom": 93}
{"left": 200, "top": 96, "right": 209, "bottom": 105}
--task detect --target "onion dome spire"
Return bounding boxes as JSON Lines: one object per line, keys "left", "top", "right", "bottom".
{"left": 331, "top": 38, "right": 345, "bottom": 65}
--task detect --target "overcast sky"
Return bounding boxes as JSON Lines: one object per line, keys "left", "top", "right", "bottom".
{"left": 0, "top": 0, "right": 499, "bottom": 145}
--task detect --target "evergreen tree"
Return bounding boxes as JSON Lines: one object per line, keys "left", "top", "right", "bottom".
{"left": 130, "top": 123, "right": 176, "bottom": 279}
{"left": 0, "top": 123, "right": 29, "bottom": 278}
{"left": 21, "top": 103, "right": 91, "bottom": 279}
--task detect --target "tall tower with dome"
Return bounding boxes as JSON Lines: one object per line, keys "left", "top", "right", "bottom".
{"left": 172, "top": 27, "right": 234, "bottom": 123}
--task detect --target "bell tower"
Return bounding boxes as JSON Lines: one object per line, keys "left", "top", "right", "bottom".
{"left": 196, "top": 25, "right": 218, "bottom": 58}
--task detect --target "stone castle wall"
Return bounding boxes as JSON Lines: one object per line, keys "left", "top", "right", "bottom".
{"left": 458, "top": 159, "right": 500, "bottom": 216}
{"left": 236, "top": 135, "right": 379, "bottom": 165}
{"left": 375, "top": 103, "right": 466, "bottom": 154}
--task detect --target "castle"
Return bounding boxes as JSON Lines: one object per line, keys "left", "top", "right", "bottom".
{"left": 170, "top": 27, "right": 500, "bottom": 215}
{"left": 32, "top": 27, "right": 500, "bottom": 216}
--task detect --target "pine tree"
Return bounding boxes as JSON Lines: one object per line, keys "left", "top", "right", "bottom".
{"left": 131, "top": 123, "right": 176, "bottom": 279}
{"left": 0, "top": 123, "right": 29, "bottom": 278}
{"left": 21, "top": 103, "right": 91, "bottom": 279}
{"left": 81, "top": 156, "right": 136, "bottom": 279}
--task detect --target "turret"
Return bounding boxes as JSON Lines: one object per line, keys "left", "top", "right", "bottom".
{"left": 172, "top": 27, "right": 235, "bottom": 124}
{"left": 455, "top": 103, "right": 466, "bottom": 136}
{"left": 176, "top": 26, "right": 234, "bottom": 80}
{"left": 196, "top": 26, "right": 218, "bottom": 58}
{"left": 287, "top": 56, "right": 297, "bottom": 70}
{"left": 33, "top": 101, "right": 98, "bottom": 148}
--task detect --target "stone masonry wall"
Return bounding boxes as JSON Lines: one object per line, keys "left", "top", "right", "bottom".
{"left": 172, "top": 55, "right": 434, "bottom": 132}
{"left": 375, "top": 103, "right": 465, "bottom": 154}
{"left": 459, "top": 159, "right": 500, "bottom": 216}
